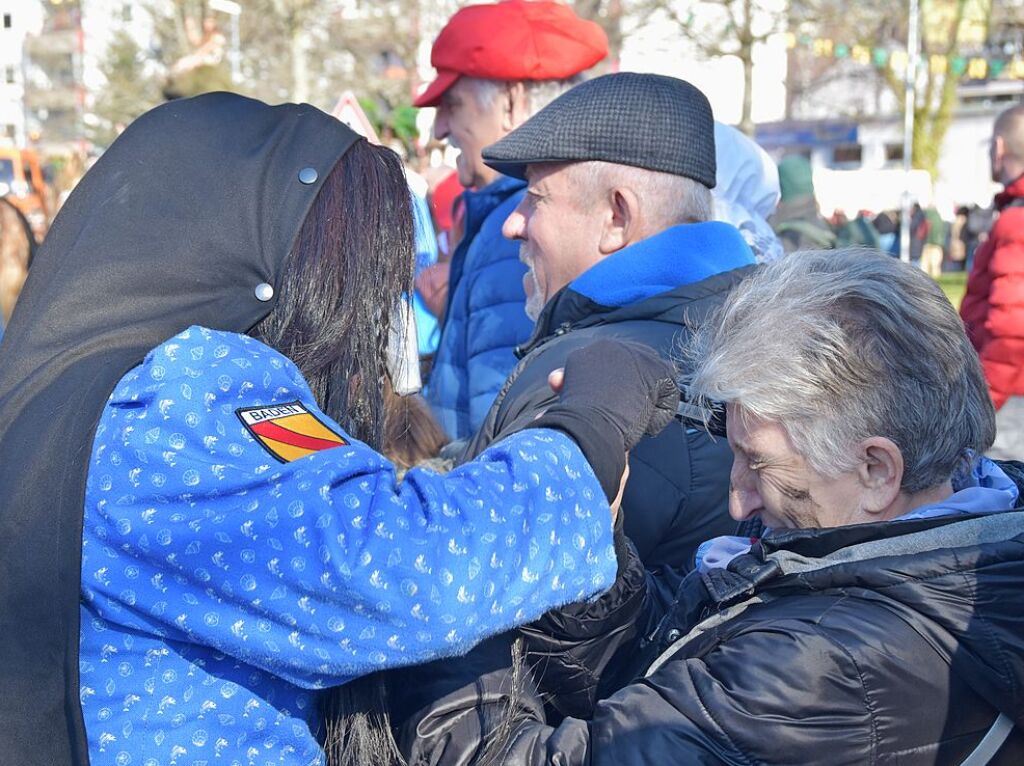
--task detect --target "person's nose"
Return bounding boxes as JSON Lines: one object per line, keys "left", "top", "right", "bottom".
{"left": 728, "top": 461, "right": 762, "bottom": 522}
{"left": 433, "top": 110, "right": 449, "bottom": 142}
{"left": 503, "top": 205, "right": 526, "bottom": 242}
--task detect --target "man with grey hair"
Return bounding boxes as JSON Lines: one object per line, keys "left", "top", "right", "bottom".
{"left": 460, "top": 73, "right": 756, "bottom": 585}
{"left": 389, "top": 75, "right": 757, "bottom": 755}
{"left": 414, "top": 0, "right": 608, "bottom": 441}
{"left": 400, "top": 249, "right": 1024, "bottom": 764}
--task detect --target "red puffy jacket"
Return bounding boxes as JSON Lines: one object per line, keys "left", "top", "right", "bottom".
{"left": 960, "top": 176, "right": 1024, "bottom": 409}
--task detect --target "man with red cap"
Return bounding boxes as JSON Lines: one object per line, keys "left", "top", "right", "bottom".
{"left": 414, "top": 0, "right": 607, "bottom": 443}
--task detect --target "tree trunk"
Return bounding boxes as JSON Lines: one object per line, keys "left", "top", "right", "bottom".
{"left": 740, "top": 46, "right": 755, "bottom": 135}
{"left": 573, "top": 0, "right": 624, "bottom": 70}
{"left": 290, "top": 25, "right": 309, "bottom": 103}
{"left": 912, "top": 0, "right": 968, "bottom": 180}
{"left": 739, "top": 0, "right": 755, "bottom": 136}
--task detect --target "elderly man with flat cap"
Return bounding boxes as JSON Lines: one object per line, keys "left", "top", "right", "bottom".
{"left": 387, "top": 73, "right": 758, "bottom": 760}
{"left": 414, "top": 0, "right": 608, "bottom": 443}
{"left": 458, "top": 72, "right": 756, "bottom": 592}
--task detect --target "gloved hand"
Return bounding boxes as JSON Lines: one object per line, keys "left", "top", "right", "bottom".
{"left": 528, "top": 339, "right": 679, "bottom": 500}
{"left": 549, "top": 339, "right": 678, "bottom": 450}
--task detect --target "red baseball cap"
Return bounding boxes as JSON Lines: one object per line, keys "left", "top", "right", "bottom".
{"left": 414, "top": 1, "right": 608, "bottom": 108}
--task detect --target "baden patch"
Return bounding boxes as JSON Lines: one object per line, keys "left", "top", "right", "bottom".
{"left": 236, "top": 401, "right": 347, "bottom": 463}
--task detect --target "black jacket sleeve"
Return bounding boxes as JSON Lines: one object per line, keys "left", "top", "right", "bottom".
{"left": 482, "top": 622, "right": 879, "bottom": 766}
{"left": 518, "top": 528, "right": 650, "bottom": 721}
{"left": 396, "top": 527, "right": 656, "bottom": 765}
{"left": 395, "top": 632, "right": 533, "bottom": 766}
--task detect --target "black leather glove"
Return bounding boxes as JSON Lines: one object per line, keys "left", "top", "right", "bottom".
{"left": 528, "top": 339, "right": 679, "bottom": 500}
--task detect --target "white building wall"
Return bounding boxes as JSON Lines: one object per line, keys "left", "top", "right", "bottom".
{"left": 934, "top": 112, "right": 1001, "bottom": 212}
{"left": 0, "top": 0, "right": 43, "bottom": 145}
{"left": 806, "top": 112, "right": 1000, "bottom": 217}
{"left": 848, "top": 114, "right": 999, "bottom": 213}
{"left": 789, "top": 59, "right": 899, "bottom": 122}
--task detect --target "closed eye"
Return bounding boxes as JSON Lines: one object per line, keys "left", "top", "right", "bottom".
{"left": 780, "top": 484, "right": 812, "bottom": 501}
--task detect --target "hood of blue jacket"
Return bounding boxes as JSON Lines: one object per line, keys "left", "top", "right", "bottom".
{"left": 568, "top": 221, "right": 754, "bottom": 309}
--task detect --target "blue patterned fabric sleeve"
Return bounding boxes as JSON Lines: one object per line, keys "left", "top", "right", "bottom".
{"left": 82, "top": 326, "right": 616, "bottom": 690}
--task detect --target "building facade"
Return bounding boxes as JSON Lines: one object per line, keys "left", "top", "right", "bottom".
{"left": 0, "top": 1, "right": 44, "bottom": 146}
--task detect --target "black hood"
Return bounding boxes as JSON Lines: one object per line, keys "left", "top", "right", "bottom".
{"left": 0, "top": 92, "right": 359, "bottom": 764}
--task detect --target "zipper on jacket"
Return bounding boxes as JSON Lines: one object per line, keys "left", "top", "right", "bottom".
{"left": 499, "top": 322, "right": 577, "bottom": 427}
{"left": 515, "top": 321, "right": 574, "bottom": 359}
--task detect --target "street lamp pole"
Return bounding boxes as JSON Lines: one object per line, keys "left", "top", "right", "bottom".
{"left": 899, "top": 0, "right": 920, "bottom": 264}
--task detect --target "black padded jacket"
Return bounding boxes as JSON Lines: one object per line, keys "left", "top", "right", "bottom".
{"left": 397, "top": 465, "right": 1024, "bottom": 766}
{"left": 462, "top": 266, "right": 756, "bottom": 584}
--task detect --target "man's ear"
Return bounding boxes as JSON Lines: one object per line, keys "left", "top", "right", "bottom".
{"left": 598, "top": 187, "right": 640, "bottom": 254}
{"left": 503, "top": 82, "right": 529, "bottom": 132}
{"left": 992, "top": 134, "right": 1008, "bottom": 181}
{"left": 856, "top": 436, "right": 904, "bottom": 516}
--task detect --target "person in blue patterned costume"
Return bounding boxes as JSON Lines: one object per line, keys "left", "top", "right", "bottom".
{"left": 0, "top": 93, "right": 678, "bottom": 766}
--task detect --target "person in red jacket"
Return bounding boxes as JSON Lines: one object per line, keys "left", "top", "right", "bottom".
{"left": 961, "top": 104, "right": 1024, "bottom": 458}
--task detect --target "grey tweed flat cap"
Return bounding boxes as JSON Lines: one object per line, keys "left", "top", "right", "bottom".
{"left": 482, "top": 72, "right": 716, "bottom": 188}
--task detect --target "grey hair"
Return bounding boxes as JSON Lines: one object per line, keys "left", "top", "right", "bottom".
{"left": 465, "top": 76, "right": 583, "bottom": 117}
{"left": 567, "top": 161, "right": 714, "bottom": 228}
{"left": 685, "top": 249, "right": 995, "bottom": 493}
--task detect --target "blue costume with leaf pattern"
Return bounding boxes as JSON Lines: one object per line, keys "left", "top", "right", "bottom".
{"left": 79, "top": 326, "right": 615, "bottom": 765}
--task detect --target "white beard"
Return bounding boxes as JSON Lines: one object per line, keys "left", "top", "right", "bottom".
{"left": 523, "top": 268, "right": 544, "bottom": 322}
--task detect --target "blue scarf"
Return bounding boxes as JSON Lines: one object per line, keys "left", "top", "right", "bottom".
{"left": 569, "top": 221, "right": 754, "bottom": 308}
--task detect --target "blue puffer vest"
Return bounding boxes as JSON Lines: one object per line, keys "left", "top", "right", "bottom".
{"left": 426, "top": 175, "right": 534, "bottom": 440}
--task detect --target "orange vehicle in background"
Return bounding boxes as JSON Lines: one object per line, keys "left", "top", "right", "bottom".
{"left": 0, "top": 146, "right": 51, "bottom": 243}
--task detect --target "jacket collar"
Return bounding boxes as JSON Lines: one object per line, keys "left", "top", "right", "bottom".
{"left": 446, "top": 174, "right": 526, "bottom": 319}
{"left": 518, "top": 223, "right": 754, "bottom": 357}
{"left": 995, "top": 173, "right": 1024, "bottom": 209}
{"left": 462, "top": 174, "right": 526, "bottom": 222}
{"left": 569, "top": 222, "right": 753, "bottom": 307}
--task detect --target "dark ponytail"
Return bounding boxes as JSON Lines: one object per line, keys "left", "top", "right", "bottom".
{"left": 251, "top": 139, "right": 414, "bottom": 447}
{"left": 251, "top": 139, "right": 415, "bottom": 766}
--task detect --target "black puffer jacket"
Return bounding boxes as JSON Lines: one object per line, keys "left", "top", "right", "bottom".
{"left": 399, "top": 475, "right": 1024, "bottom": 765}
{"left": 462, "top": 266, "right": 755, "bottom": 579}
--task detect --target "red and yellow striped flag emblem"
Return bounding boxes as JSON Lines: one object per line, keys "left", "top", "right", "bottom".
{"left": 236, "top": 402, "right": 347, "bottom": 463}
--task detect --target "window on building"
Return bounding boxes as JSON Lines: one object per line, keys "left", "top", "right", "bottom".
{"left": 4, "top": 66, "right": 14, "bottom": 85}
{"left": 121, "top": 4, "right": 132, "bottom": 22}
{"left": 3, "top": 125, "right": 15, "bottom": 140}
{"left": 2, "top": 13, "right": 11, "bottom": 29}
{"left": 885, "top": 144, "right": 904, "bottom": 163}
{"left": 831, "top": 144, "right": 863, "bottom": 167}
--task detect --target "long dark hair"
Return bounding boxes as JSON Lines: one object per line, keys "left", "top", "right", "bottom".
{"left": 251, "top": 138, "right": 414, "bottom": 448}
{"left": 251, "top": 139, "right": 414, "bottom": 766}
{"left": 382, "top": 380, "right": 450, "bottom": 479}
